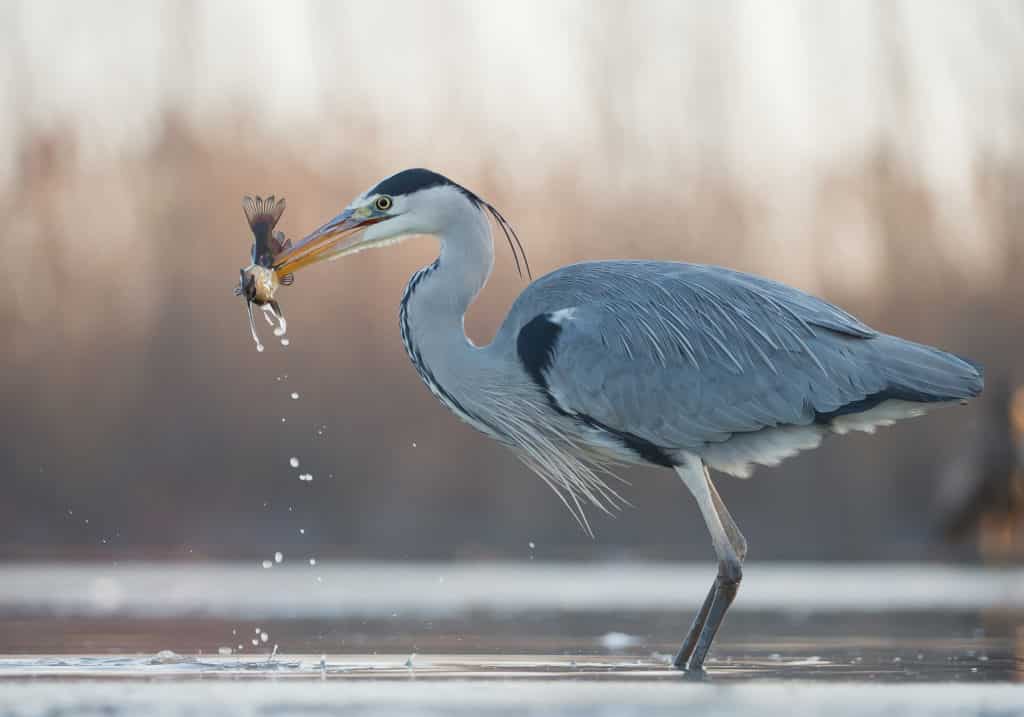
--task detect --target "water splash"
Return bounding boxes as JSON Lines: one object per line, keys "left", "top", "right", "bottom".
{"left": 263, "top": 304, "right": 288, "bottom": 338}
{"left": 242, "top": 294, "right": 287, "bottom": 353}
{"left": 246, "top": 301, "right": 264, "bottom": 353}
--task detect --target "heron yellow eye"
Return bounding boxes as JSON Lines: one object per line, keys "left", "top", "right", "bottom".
{"left": 375, "top": 196, "right": 393, "bottom": 211}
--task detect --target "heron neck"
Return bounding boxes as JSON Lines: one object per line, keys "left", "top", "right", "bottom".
{"left": 406, "top": 206, "right": 494, "bottom": 337}
{"left": 399, "top": 212, "right": 503, "bottom": 433}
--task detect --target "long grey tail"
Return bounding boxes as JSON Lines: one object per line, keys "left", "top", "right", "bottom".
{"left": 873, "top": 334, "right": 984, "bottom": 404}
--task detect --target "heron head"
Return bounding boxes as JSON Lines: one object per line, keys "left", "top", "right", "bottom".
{"left": 273, "top": 169, "right": 470, "bottom": 276}
{"left": 272, "top": 168, "right": 529, "bottom": 278}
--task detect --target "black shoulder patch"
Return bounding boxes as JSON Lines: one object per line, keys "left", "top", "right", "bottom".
{"left": 517, "top": 313, "right": 562, "bottom": 391}
{"left": 369, "top": 168, "right": 476, "bottom": 201}
{"left": 576, "top": 414, "right": 677, "bottom": 468}
{"left": 518, "top": 312, "right": 678, "bottom": 468}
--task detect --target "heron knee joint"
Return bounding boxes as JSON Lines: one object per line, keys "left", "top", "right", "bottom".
{"left": 717, "top": 560, "right": 743, "bottom": 586}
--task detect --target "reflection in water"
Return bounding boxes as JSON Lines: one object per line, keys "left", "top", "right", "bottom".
{"left": 0, "top": 649, "right": 1016, "bottom": 683}
{"left": 0, "top": 610, "right": 1019, "bottom": 683}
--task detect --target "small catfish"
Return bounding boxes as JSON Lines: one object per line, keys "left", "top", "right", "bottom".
{"left": 235, "top": 195, "right": 294, "bottom": 351}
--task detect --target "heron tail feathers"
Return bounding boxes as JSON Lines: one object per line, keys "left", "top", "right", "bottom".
{"left": 873, "top": 335, "right": 984, "bottom": 404}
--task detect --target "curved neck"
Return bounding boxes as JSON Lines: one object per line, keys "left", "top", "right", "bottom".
{"left": 398, "top": 203, "right": 503, "bottom": 435}
{"left": 404, "top": 201, "right": 494, "bottom": 338}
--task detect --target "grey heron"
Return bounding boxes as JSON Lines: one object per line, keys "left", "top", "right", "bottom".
{"left": 271, "top": 168, "right": 984, "bottom": 672}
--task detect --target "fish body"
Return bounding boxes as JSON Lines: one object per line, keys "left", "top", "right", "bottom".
{"left": 237, "top": 195, "right": 293, "bottom": 350}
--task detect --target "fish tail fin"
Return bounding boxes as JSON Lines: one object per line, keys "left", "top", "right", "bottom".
{"left": 242, "top": 195, "right": 287, "bottom": 231}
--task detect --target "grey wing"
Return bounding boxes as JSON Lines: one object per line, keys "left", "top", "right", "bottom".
{"left": 512, "top": 261, "right": 982, "bottom": 473}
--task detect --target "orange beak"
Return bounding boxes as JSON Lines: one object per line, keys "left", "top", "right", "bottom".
{"left": 272, "top": 209, "right": 385, "bottom": 278}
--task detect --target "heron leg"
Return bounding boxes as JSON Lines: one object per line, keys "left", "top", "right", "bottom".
{"left": 674, "top": 580, "right": 716, "bottom": 669}
{"left": 672, "top": 461, "right": 745, "bottom": 672}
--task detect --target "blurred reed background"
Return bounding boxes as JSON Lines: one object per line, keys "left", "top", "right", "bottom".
{"left": 1, "top": 0, "right": 1021, "bottom": 562}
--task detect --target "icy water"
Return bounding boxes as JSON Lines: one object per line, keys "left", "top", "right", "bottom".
{"left": 0, "top": 562, "right": 1021, "bottom": 715}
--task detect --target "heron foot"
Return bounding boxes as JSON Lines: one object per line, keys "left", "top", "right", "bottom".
{"left": 678, "top": 665, "right": 711, "bottom": 681}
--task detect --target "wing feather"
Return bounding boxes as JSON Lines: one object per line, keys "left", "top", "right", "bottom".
{"left": 504, "top": 261, "right": 975, "bottom": 458}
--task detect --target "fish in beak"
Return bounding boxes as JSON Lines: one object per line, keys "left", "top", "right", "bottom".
{"left": 236, "top": 195, "right": 294, "bottom": 352}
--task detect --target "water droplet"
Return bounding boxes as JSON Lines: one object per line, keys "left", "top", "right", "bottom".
{"left": 256, "top": 342, "right": 264, "bottom": 353}
{"left": 261, "top": 560, "right": 273, "bottom": 569}
{"left": 280, "top": 338, "right": 290, "bottom": 347}
{"left": 299, "top": 528, "right": 305, "bottom": 535}
{"left": 281, "top": 417, "right": 287, "bottom": 423}
{"left": 299, "top": 473, "right": 313, "bottom": 482}
{"left": 260, "top": 632, "right": 269, "bottom": 643}
{"left": 289, "top": 457, "right": 300, "bottom": 468}
{"left": 272, "top": 315, "right": 288, "bottom": 338}
{"left": 528, "top": 541, "right": 536, "bottom": 549}
{"left": 411, "top": 442, "right": 417, "bottom": 448}
{"left": 290, "top": 392, "right": 300, "bottom": 400}
{"left": 309, "top": 558, "right": 317, "bottom": 566}
{"left": 218, "top": 646, "right": 233, "bottom": 656}
{"left": 274, "top": 551, "right": 283, "bottom": 564}
{"left": 251, "top": 638, "right": 258, "bottom": 646}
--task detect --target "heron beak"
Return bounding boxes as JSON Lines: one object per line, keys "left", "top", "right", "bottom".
{"left": 272, "top": 207, "right": 384, "bottom": 277}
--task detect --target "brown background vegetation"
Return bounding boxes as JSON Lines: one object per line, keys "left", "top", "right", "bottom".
{"left": 1, "top": 1, "right": 1021, "bottom": 561}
